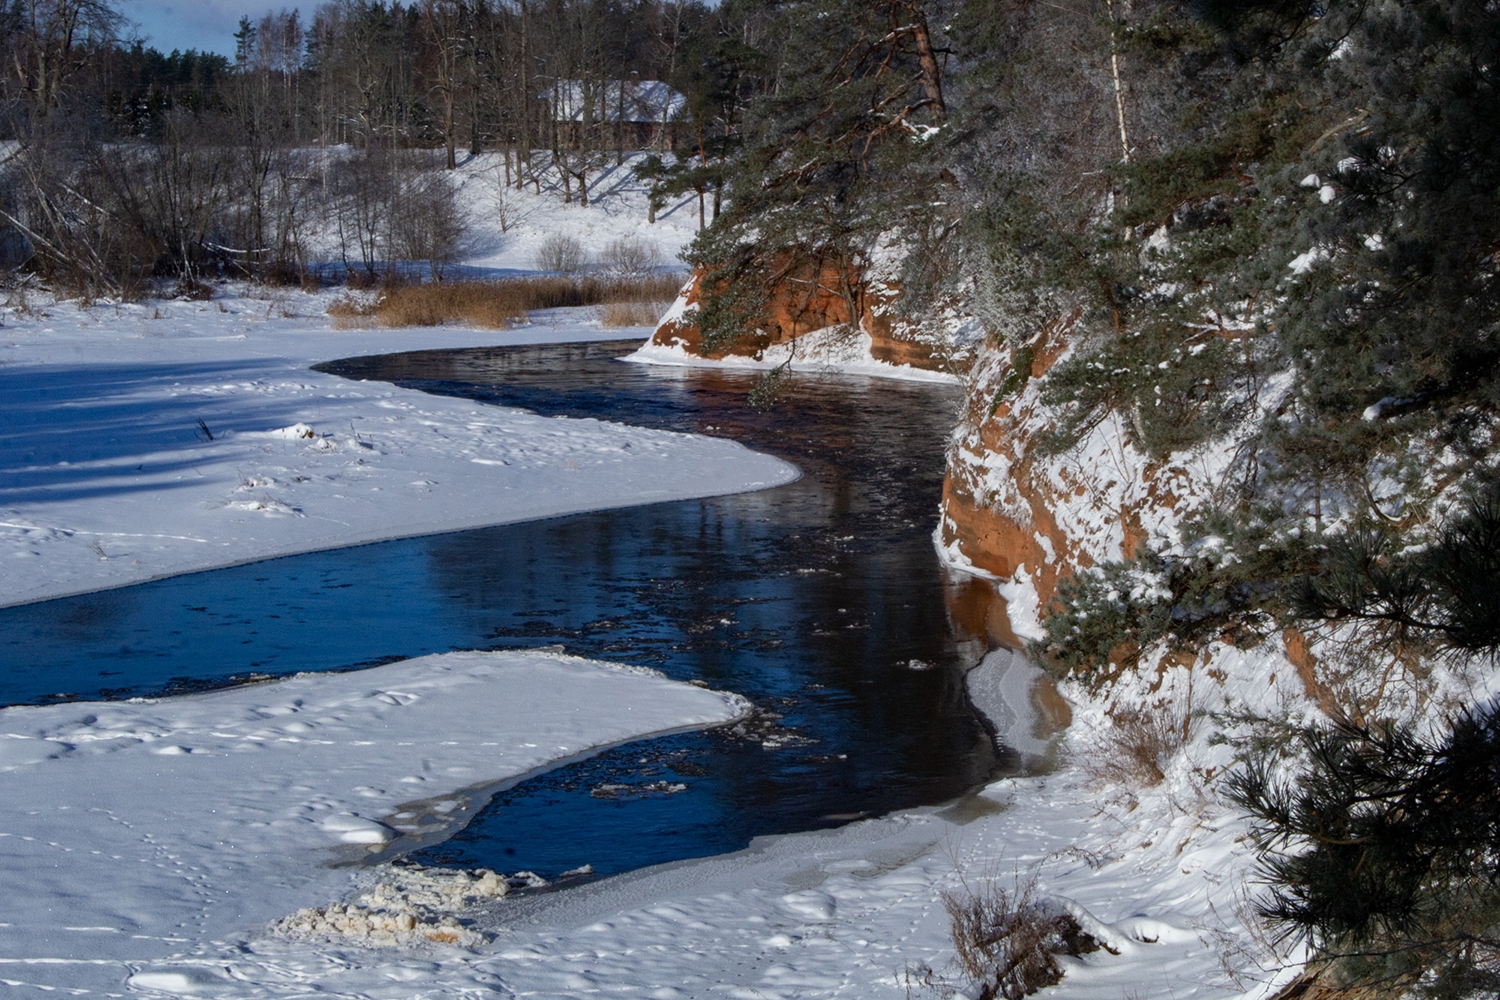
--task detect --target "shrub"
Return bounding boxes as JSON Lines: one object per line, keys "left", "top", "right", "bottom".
{"left": 938, "top": 872, "right": 1100, "bottom": 1000}
{"left": 600, "top": 234, "right": 661, "bottom": 278}
{"left": 599, "top": 300, "right": 671, "bottom": 327}
{"left": 534, "top": 233, "right": 586, "bottom": 273}
{"left": 389, "top": 169, "right": 467, "bottom": 280}
{"left": 326, "top": 294, "right": 373, "bottom": 329}
{"left": 1079, "top": 704, "right": 1194, "bottom": 787}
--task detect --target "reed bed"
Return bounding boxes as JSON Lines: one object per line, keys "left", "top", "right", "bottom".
{"left": 327, "top": 275, "right": 684, "bottom": 330}
{"left": 599, "top": 300, "right": 674, "bottom": 327}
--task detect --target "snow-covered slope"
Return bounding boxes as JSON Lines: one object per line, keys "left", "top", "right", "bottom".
{"left": 445, "top": 152, "right": 703, "bottom": 276}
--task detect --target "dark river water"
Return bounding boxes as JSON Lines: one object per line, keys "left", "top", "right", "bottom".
{"left": 0, "top": 339, "right": 1013, "bottom": 880}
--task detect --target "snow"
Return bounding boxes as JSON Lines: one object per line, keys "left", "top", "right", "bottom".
{"left": 0, "top": 289, "right": 796, "bottom": 608}
{"left": 0, "top": 649, "right": 749, "bottom": 987}
{"left": 631, "top": 323, "right": 960, "bottom": 384}
{"left": 445, "top": 151, "right": 704, "bottom": 274}
{"left": 1, "top": 639, "right": 1299, "bottom": 998}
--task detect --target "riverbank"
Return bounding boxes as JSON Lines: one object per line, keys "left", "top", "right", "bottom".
{"left": 14, "top": 646, "right": 1297, "bottom": 1000}
{"left": 0, "top": 649, "right": 749, "bottom": 990}
{"left": 0, "top": 288, "right": 797, "bottom": 608}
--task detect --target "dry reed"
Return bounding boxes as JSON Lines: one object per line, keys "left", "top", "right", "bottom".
{"left": 599, "top": 300, "right": 673, "bottom": 327}
{"left": 940, "top": 871, "right": 1101, "bottom": 999}
{"left": 1080, "top": 704, "right": 1194, "bottom": 787}
{"left": 327, "top": 275, "right": 684, "bottom": 330}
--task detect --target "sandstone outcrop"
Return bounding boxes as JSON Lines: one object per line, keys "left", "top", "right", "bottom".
{"left": 647, "top": 264, "right": 1201, "bottom": 631}
{"left": 936, "top": 316, "right": 1202, "bottom": 624}
{"left": 648, "top": 262, "right": 953, "bottom": 374}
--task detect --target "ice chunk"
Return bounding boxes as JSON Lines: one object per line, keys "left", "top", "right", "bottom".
{"left": 319, "top": 813, "right": 395, "bottom": 845}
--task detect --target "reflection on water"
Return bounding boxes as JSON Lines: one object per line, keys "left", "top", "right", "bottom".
{"left": 0, "top": 339, "right": 1015, "bottom": 880}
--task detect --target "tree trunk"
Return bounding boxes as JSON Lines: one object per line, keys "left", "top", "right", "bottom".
{"left": 446, "top": 101, "right": 457, "bottom": 169}
{"left": 1105, "top": 0, "right": 1130, "bottom": 163}
{"left": 907, "top": 3, "right": 945, "bottom": 120}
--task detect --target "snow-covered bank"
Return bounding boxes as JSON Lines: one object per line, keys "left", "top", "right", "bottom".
{"left": 630, "top": 318, "right": 961, "bottom": 384}
{"left": 0, "top": 649, "right": 748, "bottom": 989}
{"left": 441, "top": 637, "right": 1298, "bottom": 1000}
{"left": 33, "top": 649, "right": 1296, "bottom": 1000}
{"left": 0, "top": 290, "right": 797, "bottom": 608}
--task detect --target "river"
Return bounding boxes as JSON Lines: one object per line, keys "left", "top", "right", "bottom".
{"left": 0, "top": 338, "right": 1014, "bottom": 881}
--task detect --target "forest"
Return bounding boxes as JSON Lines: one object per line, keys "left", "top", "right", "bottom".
{"left": 0, "top": 0, "right": 760, "bottom": 289}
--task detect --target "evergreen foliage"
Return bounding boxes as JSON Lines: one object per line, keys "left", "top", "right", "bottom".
{"left": 1290, "top": 480, "right": 1500, "bottom": 657}
{"left": 678, "top": 0, "right": 951, "bottom": 353}
{"left": 1227, "top": 701, "right": 1500, "bottom": 996}
{"left": 1038, "top": 519, "right": 1298, "bottom": 685}
{"left": 634, "top": 0, "right": 1500, "bottom": 989}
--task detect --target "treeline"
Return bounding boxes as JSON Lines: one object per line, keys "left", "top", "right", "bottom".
{"left": 0, "top": 0, "right": 776, "bottom": 292}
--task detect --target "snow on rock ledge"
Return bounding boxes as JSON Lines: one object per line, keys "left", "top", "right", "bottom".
{"left": 631, "top": 263, "right": 962, "bottom": 382}
{"left": 936, "top": 315, "right": 1205, "bottom": 616}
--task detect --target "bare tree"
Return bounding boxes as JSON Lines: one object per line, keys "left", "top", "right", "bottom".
{"left": 420, "top": 0, "right": 467, "bottom": 168}
{"left": 9, "top": 0, "right": 121, "bottom": 118}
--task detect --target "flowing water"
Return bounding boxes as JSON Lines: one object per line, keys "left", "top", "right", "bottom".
{"left": 0, "top": 339, "right": 1013, "bottom": 880}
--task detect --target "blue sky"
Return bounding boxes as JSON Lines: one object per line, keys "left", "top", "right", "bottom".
{"left": 128, "top": 1, "right": 294, "bottom": 57}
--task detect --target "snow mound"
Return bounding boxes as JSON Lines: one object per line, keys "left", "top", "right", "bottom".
{"left": 271, "top": 863, "right": 577, "bottom": 949}
{"left": 223, "top": 495, "right": 304, "bottom": 517}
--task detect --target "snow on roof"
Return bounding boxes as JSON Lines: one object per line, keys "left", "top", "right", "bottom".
{"left": 543, "top": 80, "right": 686, "bottom": 124}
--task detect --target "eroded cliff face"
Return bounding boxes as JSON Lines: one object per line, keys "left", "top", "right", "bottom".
{"left": 646, "top": 265, "right": 1208, "bottom": 642}
{"left": 935, "top": 319, "right": 1208, "bottom": 636}
{"left": 939, "top": 317, "right": 1422, "bottom": 722}
{"left": 648, "top": 262, "right": 955, "bottom": 374}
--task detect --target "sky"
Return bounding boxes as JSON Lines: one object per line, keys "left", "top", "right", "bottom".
{"left": 129, "top": 0, "right": 293, "bottom": 57}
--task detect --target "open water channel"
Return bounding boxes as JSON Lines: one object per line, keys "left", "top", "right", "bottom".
{"left": 0, "top": 338, "right": 1015, "bottom": 881}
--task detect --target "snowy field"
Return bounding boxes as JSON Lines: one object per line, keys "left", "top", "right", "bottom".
{"left": 0, "top": 154, "right": 783, "bottom": 609}
{"left": 0, "top": 158, "right": 1293, "bottom": 999}
{"left": 0, "top": 649, "right": 749, "bottom": 992}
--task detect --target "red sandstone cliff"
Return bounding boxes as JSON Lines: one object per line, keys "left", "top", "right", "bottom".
{"left": 934, "top": 316, "right": 1206, "bottom": 635}
{"left": 646, "top": 263, "right": 955, "bottom": 374}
